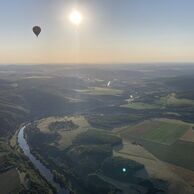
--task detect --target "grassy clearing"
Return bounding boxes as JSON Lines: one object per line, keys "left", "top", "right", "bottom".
{"left": 37, "top": 116, "right": 89, "bottom": 133}
{"left": 119, "top": 119, "right": 191, "bottom": 145}
{"left": 121, "top": 93, "right": 194, "bottom": 110}
{"left": 37, "top": 116, "right": 91, "bottom": 149}
{"left": 23, "top": 76, "right": 53, "bottom": 79}
{"left": 75, "top": 87, "right": 123, "bottom": 95}
{"left": 10, "top": 129, "right": 19, "bottom": 149}
{"left": 121, "top": 102, "right": 159, "bottom": 110}
{"left": 160, "top": 93, "right": 194, "bottom": 107}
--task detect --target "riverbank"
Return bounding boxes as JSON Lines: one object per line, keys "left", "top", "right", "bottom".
{"left": 17, "top": 125, "right": 69, "bottom": 194}
{"left": 8, "top": 123, "right": 56, "bottom": 194}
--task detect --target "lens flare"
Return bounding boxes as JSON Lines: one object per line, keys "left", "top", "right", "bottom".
{"left": 69, "top": 10, "right": 82, "bottom": 26}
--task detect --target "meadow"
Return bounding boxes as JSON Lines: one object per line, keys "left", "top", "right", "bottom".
{"left": 37, "top": 116, "right": 91, "bottom": 149}
{"left": 75, "top": 87, "right": 123, "bottom": 96}
{"left": 121, "top": 102, "right": 159, "bottom": 110}
{"left": 160, "top": 93, "right": 194, "bottom": 107}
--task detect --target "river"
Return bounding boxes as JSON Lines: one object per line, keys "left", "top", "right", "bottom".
{"left": 18, "top": 125, "right": 69, "bottom": 194}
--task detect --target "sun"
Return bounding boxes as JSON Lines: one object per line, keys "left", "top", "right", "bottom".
{"left": 69, "top": 10, "right": 82, "bottom": 26}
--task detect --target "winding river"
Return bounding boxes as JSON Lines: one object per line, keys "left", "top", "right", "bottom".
{"left": 18, "top": 125, "right": 69, "bottom": 194}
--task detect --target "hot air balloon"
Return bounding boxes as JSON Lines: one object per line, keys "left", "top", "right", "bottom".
{"left": 32, "top": 26, "right": 41, "bottom": 37}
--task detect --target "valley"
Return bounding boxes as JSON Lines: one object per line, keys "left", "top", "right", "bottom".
{"left": 0, "top": 64, "right": 194, "bottom": 193}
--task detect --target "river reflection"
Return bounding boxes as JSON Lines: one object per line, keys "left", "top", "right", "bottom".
{"left": 18, "top": 126, "right": 69, "bottom": 194}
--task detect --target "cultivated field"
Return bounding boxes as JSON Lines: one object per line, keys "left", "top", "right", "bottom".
{"left": 116, "top": 118, "right": 194, "bottom": 172}
{"left": 119, "top": 119, "right": 191, "bottom": 145}
{"left": 113, "top": 141, "right": 194, "bottom": 194}
{"left": 0, "top": 168, "right": 21, "bottom": 194}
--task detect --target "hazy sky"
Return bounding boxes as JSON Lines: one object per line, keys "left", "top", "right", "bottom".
{"left": 1, "top": 0, "right": 194, "bottom": 64}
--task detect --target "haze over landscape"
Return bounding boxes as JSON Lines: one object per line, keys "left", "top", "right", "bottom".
{"left": 1, "top": 1, "right": 194, "bottom": 194}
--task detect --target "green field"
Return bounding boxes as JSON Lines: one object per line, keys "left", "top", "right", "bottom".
{"left": 121, "top": 93, "right": 194, "bottom": 110}
{"left": 119, "top": 119, "right": 191, "bottom": 145}
{"left": 135, "top": 139, "right": 194, "bottom": 171}
{"left": 121, "top": 102, "right": 159, "bottom": 110}
{"left": 118, "top": 119, "right": 194, "bottom": 171}
{"left": 160, "top": 93, "right": 194, "bottom": 107}
{"left": 75, "top": 87, "right": 123, "bottom": 95}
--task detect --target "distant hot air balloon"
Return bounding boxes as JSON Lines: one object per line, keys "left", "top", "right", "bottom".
{"left": 32, "top": 26, "right": 41, "bottom": 37}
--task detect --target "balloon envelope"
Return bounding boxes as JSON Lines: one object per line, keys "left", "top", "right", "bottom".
{"left": 32, "top": 26, "right": 41, "bottom": 37}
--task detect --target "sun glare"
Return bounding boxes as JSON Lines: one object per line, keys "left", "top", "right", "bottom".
{"left": 69, "top": 10, "right": 82, "bottom": 26}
